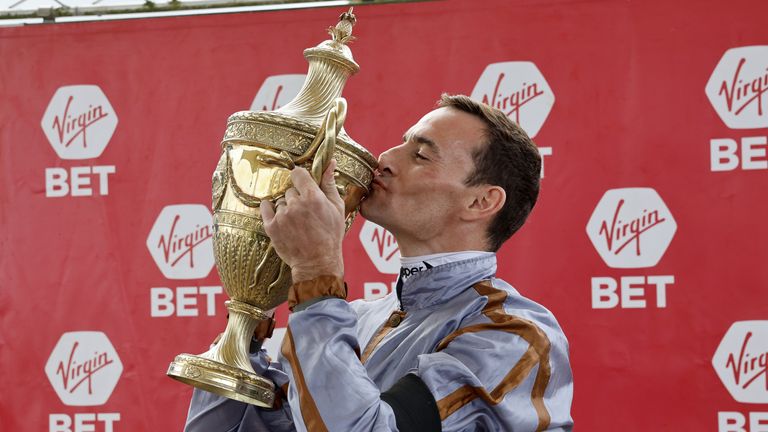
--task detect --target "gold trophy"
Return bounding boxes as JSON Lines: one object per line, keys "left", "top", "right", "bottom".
{"left": 167, "top": 8, "right": 376, "bottom": 407}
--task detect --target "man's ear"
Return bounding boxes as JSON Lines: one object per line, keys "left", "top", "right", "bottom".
{"left": 462, "top": 186, "right": 506, "bottom": 222}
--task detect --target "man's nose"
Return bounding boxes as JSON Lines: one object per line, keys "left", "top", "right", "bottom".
{"left": 377, "top": 147, "right": 396, "bottom": 175}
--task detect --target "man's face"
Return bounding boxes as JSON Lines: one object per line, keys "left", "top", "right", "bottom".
{"left": 361, "top": 107, "right": 487, "bottom": 247}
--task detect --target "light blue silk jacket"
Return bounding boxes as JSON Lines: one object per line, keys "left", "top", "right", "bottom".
{"left": 185, "top": 255, "right": 574, "bottom": 431}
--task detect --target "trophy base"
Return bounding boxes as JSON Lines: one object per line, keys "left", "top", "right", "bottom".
{"left": 167, "top": 353, "right": 275, "bottom": 407}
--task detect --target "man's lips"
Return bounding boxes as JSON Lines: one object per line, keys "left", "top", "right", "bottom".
{"left": 372, "top": 177, "right": 388, "bottom": 191}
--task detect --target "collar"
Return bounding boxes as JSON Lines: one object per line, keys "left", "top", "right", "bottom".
{"left": 398, "top": 251, "right": 494, "bottom": 283}
{"left": 397, "top": 254, "right": 497, "bottom": 311}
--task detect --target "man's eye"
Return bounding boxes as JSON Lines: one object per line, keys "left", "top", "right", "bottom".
{"left": 415, "top": 152, "right": 428, "bottom": 160}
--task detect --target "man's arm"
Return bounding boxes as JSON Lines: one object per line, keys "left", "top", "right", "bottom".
{"left": 278, "top": 295, "right": 401, "bottom": 431}
{"left": 260, "top": 163, "right": 415, "bottom": 430}
{"left": 184, "top": 340, "right": 296, "bottom": 432}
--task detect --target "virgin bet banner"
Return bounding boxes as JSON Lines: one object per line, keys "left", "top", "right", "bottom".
{"left": 1, "top": 0, "right": 767, "bottom": 430}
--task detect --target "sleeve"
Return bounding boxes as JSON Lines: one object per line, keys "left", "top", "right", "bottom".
{"left": 278, "top": 298, "right": 400, "bottom": 432}
{"left": 184, "top": 348, "right": 296, "bottom": 432}
{"left": 414, "top": 305, "right": 574, "bottom": 431}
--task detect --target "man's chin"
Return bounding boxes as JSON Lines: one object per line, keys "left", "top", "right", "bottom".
{"left": 359, "top": 200, "right": 400, "bottom": 238}
{"left": 359, "top": 198, "right": 383, "bottom": 224}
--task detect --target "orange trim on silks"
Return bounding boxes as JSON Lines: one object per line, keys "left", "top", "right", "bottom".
{"left": 360, "top": 311, "right": 407, "bottom": 364}
{"left": 287, "top": 275, "right": 347, "bottom": 311}
{"left": 280, "top": 327, "right": 329, "bottom": 432}
{"left": 434, "top": 281, "right": 553, "bottom": 431}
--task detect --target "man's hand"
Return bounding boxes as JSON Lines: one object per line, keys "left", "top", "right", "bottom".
{"left": 260, "top": 160, "right": 345, "bottom": 282}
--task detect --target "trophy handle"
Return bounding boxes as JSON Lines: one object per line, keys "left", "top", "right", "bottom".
{"left": 250, "top": 99, "right": 348, "bottom": 292}
{"left": 296, "top": 97, "right": 347, "bottom": 182}
{"left": 225, "top": 98, "right": 347, "bottom": 208}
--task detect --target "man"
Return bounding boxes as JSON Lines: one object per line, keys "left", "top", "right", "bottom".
{"left": 185, "top": 94, "right": 574, "bottom": 431}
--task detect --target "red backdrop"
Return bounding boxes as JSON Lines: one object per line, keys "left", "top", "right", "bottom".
{"left": 1, "top": 0, "right": 767, "bottom": 430}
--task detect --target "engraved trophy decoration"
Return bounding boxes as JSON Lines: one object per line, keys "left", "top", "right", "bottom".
{"left": 167, "top": 8, "right": 376, "bottom": 407}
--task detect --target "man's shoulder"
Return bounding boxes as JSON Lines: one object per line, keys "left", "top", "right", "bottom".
{"left": 463, "top": 277, "right": 569, "bottom": 347}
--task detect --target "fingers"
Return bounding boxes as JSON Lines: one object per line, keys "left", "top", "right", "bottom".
{"left": 269, "top": 163, "right": 342, "bottom": 224}
{"left": 260, "top": 199, "right": 276, "bottom": 224}
{"left": 290, "top": 167, "right": 316, "bottom": 196}
{"left": 284, "top": 187, "right": 299, "bottom": 204}
{"left": 320, "top": 160, "right": 345, "bottom": 214}
{"left": 320, "top": 159, "right": 338, "bottom": 197}
{"left": 289, "top": 162, "right": 342, "bottom": 209}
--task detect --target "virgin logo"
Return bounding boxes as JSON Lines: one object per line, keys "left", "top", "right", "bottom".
{"left": 250, "top": 74, "right": 306, "bottom": 111}
{"left": 598, "top": 199, "right": 667, "bottom": 257}
{"left": 157, "top": 214, "right": 212, "bottom": 268}
{"left": 483, "top": 74, "right": 545, "bottom": 125}
{"left": 705, "top": 46, "right": 768, "bottom": 129}
{"left": 470, "top": 62, "right": 555, "bottom": 138}
{"left": 713, "top": 321, "right": 768, "bottom": 403}
{"left": 359, "top": 220, "right": 400, "bottom": 274}
{"left": 720, "top": 59, "right": 767, "bottom": 116}
{"left": 57, "top": 342, "right": 114, "bottom": 396}
{"left": 52, "top": 96, "right": 109, "bottom": 149}
{"left": 586, "top": 188, "right": 677, "bottom": 269}
{"left": 726, "top": 333, "right": 767, "bottom": 391}
{"left": 147, "top": 204, "right": 215, "bottom": 280}
{"left": 41, "top": 85, "right": 118, "bottom": 160}
{"left": 45, "top": 331, "right": 123, "bottom": 406}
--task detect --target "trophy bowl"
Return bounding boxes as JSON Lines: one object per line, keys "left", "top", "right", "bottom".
{"left": 167, "top": 8, "right": 376, "bottom": 407}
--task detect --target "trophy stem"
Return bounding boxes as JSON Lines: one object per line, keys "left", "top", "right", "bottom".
{"left": 212, "top": 300, "right": 265, "bottom": 371}
{"left": 167, "top": 300, "right": 275, "bottom": 407}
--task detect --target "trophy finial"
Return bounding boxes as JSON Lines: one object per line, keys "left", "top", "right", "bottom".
{"left": 329, "top": 7, "right": 356, "bottom": 44}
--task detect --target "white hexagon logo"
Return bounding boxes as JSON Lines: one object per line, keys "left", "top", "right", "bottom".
{"left": 705, "top": 46, "right": 768, "bottom": 129}
{"left": 146, "top": 204, "right": 214, "bottom": 280}
{"left": 250, "top": 74, "right": 306, "bottom": 111}
{"left": 44, "top": 331, "right": 123, "bottom": 406}
{"left": 586, "top": 188, "right": 677, "bottom": 269}
{"left": 712, "top": 321, "right": 768, "bottom": 404}
{"left": 359, "top": 220, "right": 400, "bottom": 274}
{"left": 470, "top": 61, "right": 555, "bottom": 138}
{"left": 40, "top": 85, "right": 118, "bottom": 160}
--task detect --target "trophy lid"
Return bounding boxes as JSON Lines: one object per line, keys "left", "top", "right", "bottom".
{"left": 277, "top": 7, "right": 360, "bottom": 122}
{"left": 302, "top": 7, "right": 360, "bottom": 75}
{"left": 223, "top": 7, "right": 376, "bottom": 174}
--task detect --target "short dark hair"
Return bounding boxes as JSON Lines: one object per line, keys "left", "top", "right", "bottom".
{"left": 438, "top": 94, "right": 541, "bottom": 251}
